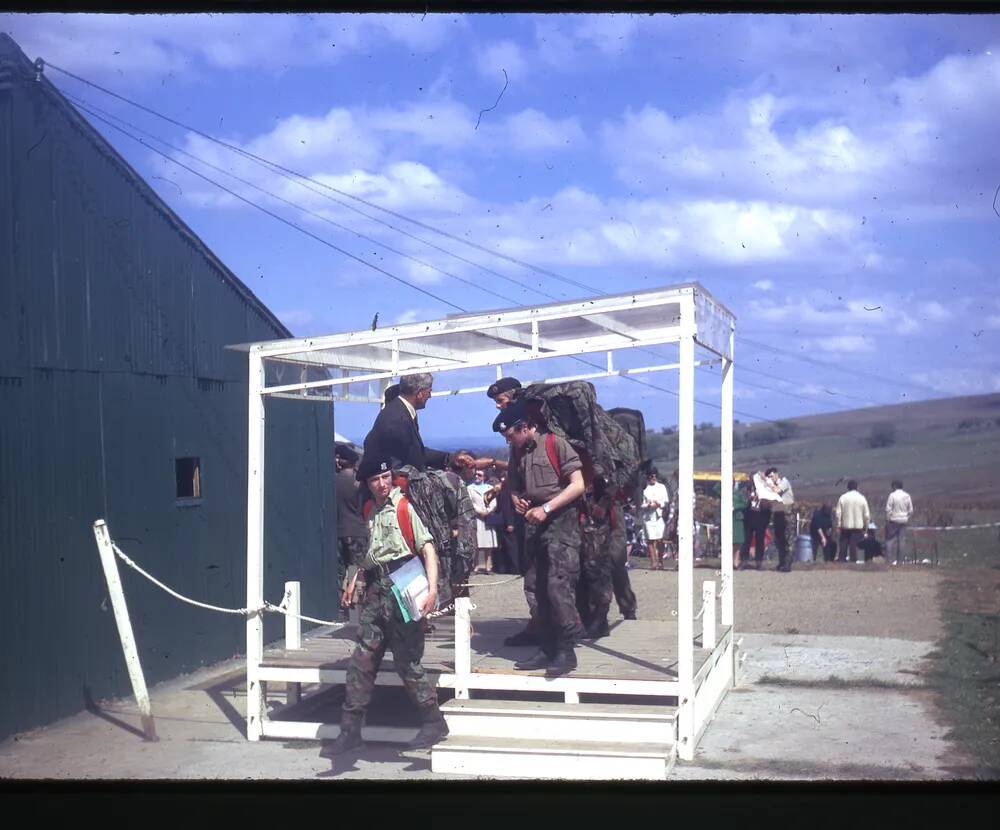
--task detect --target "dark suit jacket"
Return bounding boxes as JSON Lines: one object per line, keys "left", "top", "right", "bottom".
{"left": 361, "top": 397, "right": 450, "bottom": 472}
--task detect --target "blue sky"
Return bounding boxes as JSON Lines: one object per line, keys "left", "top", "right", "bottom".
{"left": 3, "top": 13, "right": 999, "bottom": 444}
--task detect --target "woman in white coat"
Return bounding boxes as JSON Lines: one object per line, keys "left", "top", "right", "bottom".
{"left": 468, "top": 469, "right": 498, "bottom": 574}
{"left": 642, "top": 470, "right": 670, "bottom": 570}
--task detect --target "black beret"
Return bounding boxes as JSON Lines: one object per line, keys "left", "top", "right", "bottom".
{"left": 492, "top": 399, "right": 528, "bottom": 433}
{"left": 356, "top": 450, "right": 396, "bottom": 482}
{"left": 335, "top": 443, "right": 359, "bottom": 464}
{"left": 487, "top": 377, "right": 522, "bottom": 399}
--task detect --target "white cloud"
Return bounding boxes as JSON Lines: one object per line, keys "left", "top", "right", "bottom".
{"left": 808, "top": 335, "right": 874, "bottom": 354}
{"left": 0, "top": 13, "right": 467, "bottom": 77}
{"left": 986, "top": 314, "right": 1000, "bottom": 331}
{"left": 275, "top": 309, "right": 316, "bottom": 331}
{"left": 752, "top": 280, "right": 774, "bottom": 291}
{"left": 917, "top": 301, "right": 953, "bottom": 322}
{"left": 502, "top": 109, "right": 585, "bottom": 152}
{"left": 910, "top": 368, "right": 1000, "bottom": 396}
{"left": 474, "top": 39, "right": 527, "bottom": 82}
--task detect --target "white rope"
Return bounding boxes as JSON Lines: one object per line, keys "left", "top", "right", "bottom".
{"left": 908, "top": 521, "right": 1000, "bottom": 531}
{"left": 452, "top": 574, "right": 524, "bottom": 589}
{"left": 111, "top": 543, "right": 347, "bottom": 627}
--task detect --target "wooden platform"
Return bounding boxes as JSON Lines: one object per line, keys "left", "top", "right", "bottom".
{"left": 258, "top": 616, "right": 733, "bottom": 698}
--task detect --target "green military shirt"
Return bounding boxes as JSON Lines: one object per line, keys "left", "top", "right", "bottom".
{"left": 360, "top": 486, "right": 434, "bottom": 571}
{"left": 509, "top": 432, "right": 583, "bottom": 506}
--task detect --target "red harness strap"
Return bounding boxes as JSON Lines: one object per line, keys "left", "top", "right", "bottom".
{"left": 363, "top": 495, "right": 416, "bottom": 555}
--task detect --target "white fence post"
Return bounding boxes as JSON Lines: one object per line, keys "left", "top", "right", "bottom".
{"left": 284, "top": 581, "right": 302, "bottom": 706}
{"left": 92, "top": 520, "right": 157, "bottom": 741}
{"left": 676, "top": 299, "right": 696, "bottom": 762}
{"left": 702, "top": 581, "right": 716, "bottom": 650}
{"left": 284, "top": 581, "right": 302, "bottom": 650}
{"left": 455, "top": 596, "right": 472, "bottom": 700}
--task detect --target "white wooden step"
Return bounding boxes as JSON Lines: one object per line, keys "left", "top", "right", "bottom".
{"left": 432, "top": 735, "right": 676, "bottom": 780}
{"left": 441, "top": 698, "right": 677, "bottom": 745}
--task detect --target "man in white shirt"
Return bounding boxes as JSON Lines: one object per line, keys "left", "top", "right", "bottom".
{"left": 835, "top": 480, "right": 871, "bottom": 564}
{"left": 885, "top": 480, "right": 914, "bottom": 565}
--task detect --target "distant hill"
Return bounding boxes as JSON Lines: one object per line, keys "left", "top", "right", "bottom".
{"left": 648, "top": 392, "right": 1000, "bottom": 509}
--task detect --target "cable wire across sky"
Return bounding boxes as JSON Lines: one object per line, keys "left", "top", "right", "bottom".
{"left": 45, "top": 60, "right": 944, "bottom": 424}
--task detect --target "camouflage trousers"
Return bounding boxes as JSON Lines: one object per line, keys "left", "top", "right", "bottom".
{"left": 577, "top": 522, "right": 614, "bottom": 629}
{"left": 341, "top": 575, "right": 438, "bottom": 724}
{"left": 523, "top": 507, "right": 584, "bottom": 653}
{"left": 609, "top": 504, "right": 638, "bottom": 618}
{"left": 337, "top": 536, "right": 368, "bottom": 591}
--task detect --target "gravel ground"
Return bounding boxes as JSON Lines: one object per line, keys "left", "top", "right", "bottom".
{"left": 463, "top": 558, "right": 943, "bottom": 642}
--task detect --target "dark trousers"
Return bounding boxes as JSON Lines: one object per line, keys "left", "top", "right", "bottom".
{"left": 771, "top": 511, "right": 789, "bottom": 567}
{"left": 609, "top": 505, "right": 637, "bottom": 617}
{"left": 740, "top": 507, "right": 771, "bottom": 564}
{"left": 811, "top": 532, "right": 835, "bottom": 562}
{"left": 523, "top": 508, "right": 583, "bottom": 654}
{"left": 839, "top": 529, "right": 864, "bottom": 562}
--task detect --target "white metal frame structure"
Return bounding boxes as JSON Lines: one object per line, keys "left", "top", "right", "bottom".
{"left": 231, "top": 282, "right": 736, "bottom": 762}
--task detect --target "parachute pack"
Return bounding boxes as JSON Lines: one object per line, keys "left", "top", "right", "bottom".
{"left": 394, "top": 465, "right": 476, "bottom": 607}
{"left": 522, "top": 381, "right": 648, "bottom": 499}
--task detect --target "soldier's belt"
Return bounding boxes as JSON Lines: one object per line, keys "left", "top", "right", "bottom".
{"left": 365, "top": 554, "right": 417, "bottom": 580}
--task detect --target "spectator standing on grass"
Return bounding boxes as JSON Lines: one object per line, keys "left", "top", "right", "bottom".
{"left": 835, "top": 480, "right": 871, "bottom": 564}
{"left": 732, "top": 480, "right": 749, "bottom": 570}
{"left": 642, "top": 469, "right": 670, "bottom": 570}
{"left": 885, "top": 480, "right": 914, "bottom": 565}
{"left": 740, "top": 468, "right": 782, "bottom": 570}
{"left": 859, "top": 522, "right": 884, "bottom": 562}
{"left": 466, "top": 468, "right": 499, "bottom": 574}
{"left": 810, "top": 503, "right": 836, "bottom": 562}
{"left": 767, "top": 467, "right": 795, "bottom": 573}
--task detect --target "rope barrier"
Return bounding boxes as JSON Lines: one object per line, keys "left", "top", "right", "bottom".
{"left": 908, "top": 521, "right": 1000, "bottom": 531}
{"left": 111, "top": 543, "right": 347, "bottom": 628}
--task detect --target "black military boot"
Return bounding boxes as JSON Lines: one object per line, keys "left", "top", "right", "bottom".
{"left": 622, "top": 610, "right": 637, "bottom": 620}
{"left": 407, "top": 709, "right": 449, "bottom": 749}
{"left": 513, "top": 649, "right": 553, "bottom": 670}
{"left": 321, "top": 715, "right": 363, "bottom": 757}
{"left": 545, "top": 649, "right": 578, "bottom": 675}
{"left": 580, "top": 619, "right": 610, "bottom": 641}
{"left": 504, "top": 626, "right": 539, "bottom": 647}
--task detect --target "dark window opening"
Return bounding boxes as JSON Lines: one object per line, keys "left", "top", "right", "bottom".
{"left": 176, "top": 457, "right": 201, "bottom": 500}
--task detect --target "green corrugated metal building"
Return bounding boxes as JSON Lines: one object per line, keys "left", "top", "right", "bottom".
{"left": 0, "top": 33, "right": 336, "bottom": 741}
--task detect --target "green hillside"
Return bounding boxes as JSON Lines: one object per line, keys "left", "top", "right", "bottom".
{"left": 647, "top": 392, "right": 1000, "bottom": 510}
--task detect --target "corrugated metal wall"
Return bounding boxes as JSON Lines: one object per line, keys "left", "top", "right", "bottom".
{"left": 0, "top": 42, "right": 335, "bottom": 740}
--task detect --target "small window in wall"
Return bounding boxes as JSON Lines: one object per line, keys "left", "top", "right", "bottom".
{"left": 175, "top": 457, "right": 201, "bottom": 501}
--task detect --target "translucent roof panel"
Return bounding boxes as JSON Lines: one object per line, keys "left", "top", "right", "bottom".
{"left": 227, "top": 282, "right": 734, "bottom": 397}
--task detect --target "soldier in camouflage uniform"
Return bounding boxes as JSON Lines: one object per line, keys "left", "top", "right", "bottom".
{"left": 323, "top": 453, "right": 449, "bottom": 756}
{"left": 577, "top": 476, "right": 615, "bottom": 640}
{"left": 495, "top": 400, "right": 586, "bottom": 674}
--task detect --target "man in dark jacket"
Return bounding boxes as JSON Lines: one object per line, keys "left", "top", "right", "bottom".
{"left": 363, "top": 373, "right": 498, "bottom": 478}
{"left": 362, "top": 373, "right": 451, "bottom": 473}
{"left": 335, "top": 444, "right": 367, "bottom": 615}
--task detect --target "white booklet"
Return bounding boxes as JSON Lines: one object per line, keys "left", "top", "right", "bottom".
{"left": 388, "top": 556, "right": 433, "bottom": 622}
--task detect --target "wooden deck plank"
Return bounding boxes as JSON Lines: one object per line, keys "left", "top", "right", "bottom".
{"left": 260, "top": 618, "right": 730, "bottom": 683}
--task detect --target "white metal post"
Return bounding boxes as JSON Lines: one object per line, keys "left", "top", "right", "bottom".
{"left": 677, "top": 297, "right": 696, "bottom": 761}
{"left": 246, "top": 349, "right": 267, "bottom": 740}
{"left": 720, "top": 336, "right": 734, "bottom": 628}
{"left": 92, "top": 520, "right": 158, "bottom": 741}
{"left": 284, "top": 581, "right": 302, "bottom": 706}
{"left": 702, "top": 581, "right": 716, "bottom": 650}
{"left": 455, "top": 596, "right": 472, "bottom": 701}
